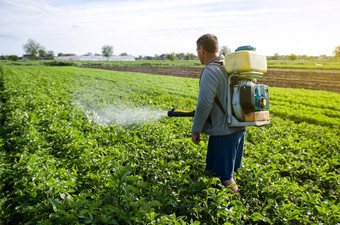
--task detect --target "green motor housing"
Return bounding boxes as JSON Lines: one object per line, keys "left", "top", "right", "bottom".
{"left": 240, "top": 84, "right": 270, "bottom": 112}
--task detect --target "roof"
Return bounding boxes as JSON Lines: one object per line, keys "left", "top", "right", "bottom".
{"left": 55, "top": 55, "right": 135, "bottom": 61}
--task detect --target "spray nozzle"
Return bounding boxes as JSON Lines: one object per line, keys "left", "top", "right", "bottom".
{"left": 167, "top": 108, "right": 195, "bottom": 117}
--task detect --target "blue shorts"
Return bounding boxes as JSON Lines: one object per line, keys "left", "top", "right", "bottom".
{"left": 205, "top": 130, "right": 245, "bottom": 181}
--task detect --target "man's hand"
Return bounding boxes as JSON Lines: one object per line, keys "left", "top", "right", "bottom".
{"left": 191, "top": 132, "right": 201, "bottom": 144}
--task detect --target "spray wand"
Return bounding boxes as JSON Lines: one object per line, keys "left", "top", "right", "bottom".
{"left": 167, "top": 108, "right": 195, "bottom": 117}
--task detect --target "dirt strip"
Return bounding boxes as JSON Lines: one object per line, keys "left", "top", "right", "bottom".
{"left": 87, "top": 66, "right": 340, "bottom": 93}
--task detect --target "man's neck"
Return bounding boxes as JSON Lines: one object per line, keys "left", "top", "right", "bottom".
{"left": 204, "top": 53, "right": 219, "bottom": 65}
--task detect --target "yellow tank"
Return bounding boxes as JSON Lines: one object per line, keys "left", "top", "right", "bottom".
{"left": 225, "top": 50, "right": 267, "bottom": 74}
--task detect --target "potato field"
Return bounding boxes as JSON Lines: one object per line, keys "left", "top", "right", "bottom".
{"left": 0, "top": 64, "right": 339, "bottom": 224}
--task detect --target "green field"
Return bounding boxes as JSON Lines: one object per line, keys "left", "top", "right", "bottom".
{"left": 2, "top": 59, "right": 203, "bottom": 68}
{"left": 3, "top": 58, "right": 340, "bottom": 70}
{"left": 0, "top": 65, "right": 339, "bottom": 224}
{"left": 267, "top": 60, "right": 340, "bottom": 70}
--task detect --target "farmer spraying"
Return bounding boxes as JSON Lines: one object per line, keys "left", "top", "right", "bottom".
{"left": 191, "top": 34, "right": 245, "bottom": 194}
{"left": 168, "top": 34, "right": 269, "bottom": 194}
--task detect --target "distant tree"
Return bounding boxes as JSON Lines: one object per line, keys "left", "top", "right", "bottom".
{"left": 318, "top": 54, "right": 328, "bottom": 60}
{"left": 300, "top": 55, "right": 308, "bottom": 60}
{"left": 47, "top": 51, "right": 54, "bottom": 59}
{"left": 39, "top": 49, "right": 47, "bottom": 58}
{"left": 120, "top": 53, "right": 128, "bottom": 56}
{"left": 185, "top": 53, "right": 196, "bottom": 60}
{"left": 154, "top": 54, "right": 160, "bottom": 60}
{"left": 288, "top": 54, "right": 298, "bottom": 60}
{"left": 23, "top": 39, "right": 44, "bottom": 60}
{"left": 219, "top": 46, "right": 231, "bottom": 56}
{"left": 102, "top": 45, "right": 113, "bottom": 60}
{"left": 334, "top": 46, "right": 340, "bottom": 59}
{"left": 9, "top": 55, "right": 19, "bottom": 61}
{"left": 57, "top": 53, "right": 64, "bottom": 57}
{"left": 166, "top": 53, "right": 177, "bottom": 61}
{"left": 272, "top": 53, "right": 280, "bottom": 60}
{"left": 176, "top": 53, "right": 185, "bottom": 60}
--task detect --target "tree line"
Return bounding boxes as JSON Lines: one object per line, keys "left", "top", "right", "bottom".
{"left": 1, "top": 39, "right": 340, "bottom": 61}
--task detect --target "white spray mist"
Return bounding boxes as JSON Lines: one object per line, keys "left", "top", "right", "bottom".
{"left": 82, "top": 104, "right": 166, "bottom": 126}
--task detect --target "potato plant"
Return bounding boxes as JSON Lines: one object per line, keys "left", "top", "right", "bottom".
{"left": 0, "top": 65, "right": 339, "bottom": 224}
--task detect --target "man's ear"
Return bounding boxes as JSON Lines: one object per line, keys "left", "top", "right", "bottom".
{"left": 200, "top": 46, "right": 205, "bottom": 55}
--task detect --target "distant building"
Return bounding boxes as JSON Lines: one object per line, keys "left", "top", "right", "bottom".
{"left": 63, "top": 53, "right": 76, "bottom": 57}
{"left": 23, "top": 54, "right": 32, "bottom": 60}
{"left": 160, "top": 54, "right": 167, "bottom": 60}
{"left": 55, "top": 55, "right": 135, "bottom": 61}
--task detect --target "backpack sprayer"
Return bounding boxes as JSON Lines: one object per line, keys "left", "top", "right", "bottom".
{"left": 168, "top": 46, "right": 270, "bottom": 127}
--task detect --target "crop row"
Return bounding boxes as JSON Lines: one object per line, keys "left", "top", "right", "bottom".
{"left": 269, "top": 88, "right": 340, "bottom": 127}
{"left": 0, "top": 65, "right": 339, "bottom": 224}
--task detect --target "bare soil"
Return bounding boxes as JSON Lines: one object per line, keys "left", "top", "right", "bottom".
{"left": 88, "top": 66, "right": 340, "bottom": 93}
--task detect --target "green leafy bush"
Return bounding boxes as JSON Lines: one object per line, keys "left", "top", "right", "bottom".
{"left": 0, "top": 65, "right": 339, "bottom": 224}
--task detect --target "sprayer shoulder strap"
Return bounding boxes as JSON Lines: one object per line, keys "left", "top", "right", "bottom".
{"left": 210, "top": 62, "right": 228, "bottom": 116}
{"left": 214, "top": 96, "right": 227, "bottom": 115}
{"left": 199, "top": 61, "right": 228, "bottom": 116}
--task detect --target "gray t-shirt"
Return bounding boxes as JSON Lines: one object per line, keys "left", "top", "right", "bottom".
{"left": 192, "top": 55, "right": 244, "bottom": 136}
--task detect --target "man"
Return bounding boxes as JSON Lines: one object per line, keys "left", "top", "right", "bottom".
{"left": 191, "top": 34, "right": 245, "bottom": 194}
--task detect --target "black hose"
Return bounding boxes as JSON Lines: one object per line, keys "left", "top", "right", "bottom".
{"left": 167, "top": 108, "right": 195, "bottom": 117}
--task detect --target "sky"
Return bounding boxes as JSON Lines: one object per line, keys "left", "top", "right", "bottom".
{"left": 0, "top": 0, "right": 339, "bottom": 57}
